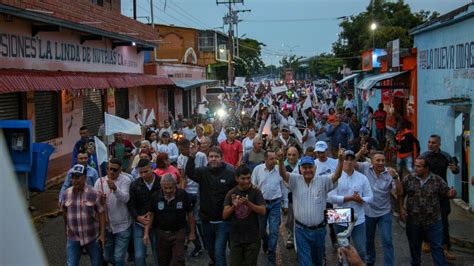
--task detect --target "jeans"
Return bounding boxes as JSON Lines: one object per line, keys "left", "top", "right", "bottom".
{"left": 294, "top": 225, "right": 326, "bottom": 266}
{"left": 259, "top": 200, "right": 281, "bottom": 264}
{"left": 103, "top": 225, "right": 132, "bottom": 266}
{"left": 406, "top": 219, "right": 445, "bottom": 266}
{"left": 187, "top": 193, "right": 203, "bottom": 250}
{"left": 376, "top": 128, "right": 385, "bottom": 145}
{"left": 66, "top": 239, "right": 102, "bottom": 266}
{"left": 202, "top": 221, "right": 230, "bottom": 266}
{"left": 334, "top": 223, "right": 367, "bottom": 262}
{"left": 365, "top": 213, "right": 394, "bottom": 266}
{"left": 133, "top": 222, "right": 157, "bottom": 266}
{"left": 397, "top": 155, "right": 413, "bottom": 177}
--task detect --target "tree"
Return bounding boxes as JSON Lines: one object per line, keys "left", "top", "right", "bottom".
{"left": 332, "top": 0, "right": 439, "bottom": 69}
{"left": 308, "top": 53, "right": 343, "bottom": 79}
{"left": 279, "top": 55, "right": 304, "bottom": 77}
{"left": 234, "top": 38, "right": 265, "bottom": 78}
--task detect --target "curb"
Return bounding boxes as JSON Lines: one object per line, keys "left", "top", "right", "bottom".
{"left": 450, "top": 199, "right": 474, "bottom": 250}
{"left": 32, "top": 210, "right": 63, "bottom": 224}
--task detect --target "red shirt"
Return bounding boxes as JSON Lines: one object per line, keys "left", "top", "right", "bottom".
{"left": 154, "top": 165, "right": 181, "bottom": 182}
{"left": 374, "top": 110, "right": 387, "bottom": 129}
{"left": 219, "top": 139, "right": 243, "bottom": 167}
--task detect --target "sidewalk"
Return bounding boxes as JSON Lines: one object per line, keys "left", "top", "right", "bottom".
{"left": 450, "top": 199, "right": 474, "bottom": 250}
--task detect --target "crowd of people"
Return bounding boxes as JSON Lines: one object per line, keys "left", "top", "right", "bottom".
{"left": 60, "top": 80, "right": 460, "bottom": 266}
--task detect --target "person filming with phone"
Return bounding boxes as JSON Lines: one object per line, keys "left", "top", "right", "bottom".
{"left": 328, "top": 150, "right": 373, "bottom": 262}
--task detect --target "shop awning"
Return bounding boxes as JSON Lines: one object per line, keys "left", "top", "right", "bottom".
{"left": 336, "top": 73, "right": 359, "bottom": 85}
{"left": 173, "top": 79, "right": 217, "bottom": 91}
{"left": 427, "top": 97, "right": 471, "bottom": 106}
{"left": 357, "top": 71, "right": 408, "bottom": 90}
{"left": 0, "top": 70, "right": 175, "bottom": 93}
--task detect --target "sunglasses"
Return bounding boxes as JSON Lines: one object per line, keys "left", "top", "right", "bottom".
{"left": 109, "top": 167, "right": 120, "bottom": 173}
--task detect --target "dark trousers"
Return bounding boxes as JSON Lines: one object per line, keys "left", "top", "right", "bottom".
{"left": 229, "top": 240, "right": 260, "bottom": 266}
{"left": 440, "top": 198, "right": 451, "bottom": 249}
{"left": 406, "top": 220, "right": 445, "bottom": 266}
{"left": 156, "top": 228, "right": 186, "bottom": 266}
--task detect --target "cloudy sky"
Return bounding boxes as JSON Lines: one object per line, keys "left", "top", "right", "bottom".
{"left": 123, "top": 0, "right": 470, "bottom": 64}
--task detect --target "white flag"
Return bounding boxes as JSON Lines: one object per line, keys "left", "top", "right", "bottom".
{"left": 290, "top": 126, "right": 303, "bottom": 144}
{"left": 104, "top": 112, "right": 142, "bottom": 136}
{"left": 302, "top": 95, "right": 312, "bottom": 110}
{"left": 198, "top": 104, "right": 207, "bottom": 115}
{"left": 94, "top": 136, "right": 108, "bottom": 165}
{"left": 145, "top": 109, "right": 155, "bottom": 125}
{"left": 141, "top": 109, "right": 148, "bottom": 124}
{"left": 261, "top": 115, "right": 272, "bottom": 136}
{"left": 271, "top": 85, "right": 288, "bottom": 95}
{"left": 217, "top": 128, "right": 227, "bottom": 144}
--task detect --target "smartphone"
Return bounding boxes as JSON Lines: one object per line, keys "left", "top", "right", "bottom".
{"left": 452, "top": 156, "right": 459, "bottom": 165}
{"left": 324, "top": 207, "right": 354, "bottom": 224}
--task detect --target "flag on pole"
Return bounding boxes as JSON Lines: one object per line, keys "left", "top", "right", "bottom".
{"left": 217, "top": 128, "right": 227, "bottom": 143}
{"left": 141, "top": 109, "right": 148, "bottom": 124}
{"left": 261, "top": 115, "right": 272, "bottom": 136}
{"left": 145, "top": 109, "right": 155, "bottom": 125}
{"left": 104, "top": 113, "right": 142, "bottom": 136}
{"left": 94, "top": 136, "right": 108, "bottom": 166}
{"left": 302, "top": 95, "right": 312, "bottom": 110}
{"left": 290, "top": 126, "right": 303, "bottom": 143}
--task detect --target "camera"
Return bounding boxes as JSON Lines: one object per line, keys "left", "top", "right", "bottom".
{"left": 324, "top": 207, "right": 354, "bottom": 224}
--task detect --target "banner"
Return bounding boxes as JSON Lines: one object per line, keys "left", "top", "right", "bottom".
{"left": 104, "top": 112, "right": 142, "bottom": 135}
{"left": 271, "top": 85, "right": 288, "bottom": 95}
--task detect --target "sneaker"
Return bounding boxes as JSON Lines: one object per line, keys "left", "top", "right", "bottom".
{"left": 392, "top": 211, "right": 400, "bottom": 217}
{"left": 422, "top": 242, "right": 430, "bottom": 253}
{"left": 191, "top": 247, "right": 202, "bottom": 257}
{"left": 444, "top": 246, "right": 456, "bottom": 261}
{"left": 286, "top": 239, "right": 294, "bottom": 249}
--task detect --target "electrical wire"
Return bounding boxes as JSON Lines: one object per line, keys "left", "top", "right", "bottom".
{"left": 243, "top": 17, "right": 339, "bottom": 23}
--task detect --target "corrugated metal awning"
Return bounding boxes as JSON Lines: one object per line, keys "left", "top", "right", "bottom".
{"left": 0, "top": 70, "right": 175, "bottom": 93}
{"left": 336, "top": 73, "right": 359, "bottom": 85}
{"left": 173, "top": 79, "right": 217, "bottom": 91}
{"left": 356, "top": 71, "right": 407, "bottom": 91}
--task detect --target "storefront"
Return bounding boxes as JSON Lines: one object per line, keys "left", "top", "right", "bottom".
{"left": 411, "top": 3, "right": 473, "bottom": 208}
{"left": 0, "top": 13, "right": 172, "bottom": 180}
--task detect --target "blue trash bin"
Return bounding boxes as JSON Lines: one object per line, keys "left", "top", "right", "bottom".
{"left": 29, "top": 143, "right": 55, "bottom": 192}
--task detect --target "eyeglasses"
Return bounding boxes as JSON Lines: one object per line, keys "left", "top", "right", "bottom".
{"left": 109, "top": 167, "right": 120, "bottom": 173}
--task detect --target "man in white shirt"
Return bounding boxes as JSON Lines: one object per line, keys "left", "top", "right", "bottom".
{"left": 94, "top": 158, "right": 132, "bottom": 266}
{"left": 177, "top": 139, "right": 207, "bottom": 257}
{"left": 314, "top": 141, "right": 338, "bottom": 176}
{"left": 277, "top": 108, "right": 296, "bottom": 129}
{"left": 328, "top": 150, "right": 373, "bottom": 262}
{"left": 251, "top": 150, "right": 287, "bottom": 266}
{"left": 277, "top": 146, "right": 344, "bottom": 266}
{"left": 343, "top": 93, "right": 356, "bottom": 113}
{"left": 320, "top": 98, "right": 335, "bottom": 115}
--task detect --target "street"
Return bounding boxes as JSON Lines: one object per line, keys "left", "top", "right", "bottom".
{"left": 36, "top": 213, "right": 474, "bottom": 265}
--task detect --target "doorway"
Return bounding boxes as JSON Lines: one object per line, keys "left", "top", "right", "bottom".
{"left": 455, "top": 111, "right": 470, "bottom": 203}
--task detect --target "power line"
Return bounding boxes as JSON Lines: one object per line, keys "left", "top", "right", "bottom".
{"left": 152, "top": 0, "right": 195, "bottom": 28}
{"left": 166, "top": 1, "right": 212, "bottom": 29}
{"left": 242, "top": 17, "right": 339, "bottom": 23}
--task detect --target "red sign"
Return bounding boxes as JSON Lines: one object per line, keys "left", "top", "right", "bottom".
{"left": 362, "top": 50, "right": 373, "bottom": 71}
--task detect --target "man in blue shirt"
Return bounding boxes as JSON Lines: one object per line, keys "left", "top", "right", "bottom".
{"left": 327, "top": 114, "right": 354, "bottom": 157}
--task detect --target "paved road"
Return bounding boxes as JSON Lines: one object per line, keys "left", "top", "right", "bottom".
{"left": 36, "top": 214, "right": 474, "bottom": 265}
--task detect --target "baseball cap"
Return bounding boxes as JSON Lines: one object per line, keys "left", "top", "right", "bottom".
{"left": 71, "top": 164, "right": 86, "bottom": 177}
{"left": 299, "top": 156, "right": 315, "bottom": 166}
{"left": 314, "top": 141, "right": 328, "bottom": 152}
{"left": 281, "top": 125, "right": 290, "bottom": 132}
{"left": 161, "top": 131, "right": 170, "bottom": 137}
{"left": 359, "top": 127, "right": 369, "bottom": 136}
{"left": 344, "top": 150, "right": 356, "bottom": 159}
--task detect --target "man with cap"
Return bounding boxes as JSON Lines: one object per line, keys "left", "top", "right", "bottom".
{"left": 328, "top": 150, "right": 374, "bottom": 262}
{"left": 277, "top": 145, "right": 344, "bottom": 266}
{"left": 272, "top": 125, "right": 301, "bottom": 153}
{"left": 59, "top": 151, "right": 99, "bottom": 203}
{"left": 61, "top": 164, "right": 106, "bottom": 266}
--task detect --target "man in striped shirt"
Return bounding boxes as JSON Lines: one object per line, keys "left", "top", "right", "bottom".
{"left": 277, "top": 146, "right": 344, "bottom": 266}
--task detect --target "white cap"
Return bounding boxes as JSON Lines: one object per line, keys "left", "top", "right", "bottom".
{"left": 315, "top": 141, "right": 328, "bottom": 152}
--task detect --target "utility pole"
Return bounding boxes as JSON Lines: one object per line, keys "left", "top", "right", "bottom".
{"left": 133, "top": 0, "right": 137, "bottom": 20}
{"left": 233, "top": 9, "right": 251, "bottom": 58}
{"left": 216, "top": 0, "right": 244, "bottom": 86}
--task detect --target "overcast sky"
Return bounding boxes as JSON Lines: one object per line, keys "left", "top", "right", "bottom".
{"left": 123, "top": 0, "right": 470, "bottom": 65}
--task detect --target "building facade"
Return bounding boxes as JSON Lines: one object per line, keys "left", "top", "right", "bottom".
{"left": 0, "top": 0, "right": 173, "bottom": 180}
{"left": 411, "top": 3, "right": 473, "bottom": 208}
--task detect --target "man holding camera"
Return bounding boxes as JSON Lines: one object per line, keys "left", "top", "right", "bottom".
{"left": 277, "top": 145, "right": 344, "bottom": 266}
